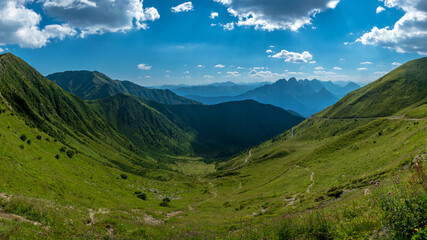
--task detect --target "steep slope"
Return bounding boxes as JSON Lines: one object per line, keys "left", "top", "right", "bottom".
{"left": 318, "top": 57, "right": 427, "bottom": 118}
{"left": 47, "top": 70, "right": 199, "bottom": 105}
{"left": 143, "top": 100, "right": 304, "bottom": 158}
{"left": 0, "top": 53, "right": 120, "bottom": 141}
{"left": 91, "top": 94, "right": 304, "bottom": 159}
{"left": 89, "top": 94, "right": 195, "bottom": 155}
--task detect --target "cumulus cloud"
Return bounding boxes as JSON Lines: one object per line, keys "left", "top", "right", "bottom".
{"left": 0, "top": 1, "right": 77, "bottom": 48}
{"left": 376, "top": 6, "right": 385, "bottom": 14}
{"left": 374, "top": 71, "right": 387, "bottom": 75}
{"left": 171, "top": 2, "right": 193, "bottom": 13}
{"left": 164, "top": 75, "right": 170, "bottom": 78}
{"left": 210, "top": 12, "right": 219, "bottom": 19}
{"left": 266, "top": 49, "right": 273, "bottom": 53}
{"left": 0, "top": 0, "right": 159, "bottom": 48}
{"left": 137, "top": 63, "right": 152, "bottom": 70}
{"left": 360, "top": 61, "right": 372, "bottom": 64}
{"left": 197, "top": 65, "right": 205, "bottom": 68}
{"left": 392, "top": 62, "right": 401, "bottom": 66}
{"left": 272, "top": 50, "right": 313, "bottom": 63}
{"left": 226, "top": 71, "right": 241, "bottom": 77}
{"left": 204, "top": 75, "right": 214, "bottom": 78}
{"left": 221, "top": 22, "right": 235, "bottom": 30}
{"left": 357, "top": 0, "right": 427, "bottom": 55}
{"left": 357, "top": 67, "right": 367, "bottom": 71}
{"left": 314, "top": 66, "right": 324, "bottom": 70}
{"left": 0, "top": 47, "right": 3, "bottom": 53}
{"left": 215, "top": 64, "right": 225, "bottom": 68}
{"left": 333, "top": 66, "right": 342, "bottom": 70}
{"left": 314, "top": 70, "right": 336, "bottom": 75}
{"left": 213, "top": 0, "right": 340, "bottom": 31}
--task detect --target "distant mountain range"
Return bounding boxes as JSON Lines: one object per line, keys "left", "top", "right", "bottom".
{"left": 174, "top": 78, "right": 360, "bottom": 117}
{"left": 156, "top": 81, "right": 269, "bottom": 97}
{"left": 45, "top": 67, "right": 304, "bottom": 159}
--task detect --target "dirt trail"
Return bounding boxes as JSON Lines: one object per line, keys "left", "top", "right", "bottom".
{"left": 290, "top": 127, "right": 295, "bottom": 139}
{"left": 245, "top": 149, "right": 252, "bottom": 164}
{"left": 86, "top": 208, "right": 110, "bottom": 226}
{"left": 306, "top": 172, "right": 315, "bottom": 193}
{"left": 0, "top": 208, "right": 45, "bottom": 228}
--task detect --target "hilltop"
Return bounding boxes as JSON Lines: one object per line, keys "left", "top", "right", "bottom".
{"left": 47, "top": 70, "right": 199, "bottom": 105}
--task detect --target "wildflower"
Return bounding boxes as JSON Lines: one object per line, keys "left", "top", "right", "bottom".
{"left": 415, "top": 228, "right": 418, "bottom": 232}
{"left": 388, "top": 192, "right": 391, "bottom": 195}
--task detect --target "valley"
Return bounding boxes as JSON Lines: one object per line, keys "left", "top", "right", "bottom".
{"left": 0, "top": 53, "right": 426, "bottom": 239}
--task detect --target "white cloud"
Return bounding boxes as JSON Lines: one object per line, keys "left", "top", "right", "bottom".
{"left": 374, "top": 71, "right": 387, "bottom": 75}
{"left": 392, "top": 62, "right": 401, "bottom": 66}
{"left": 314, "top": 66, "right": 324, "bottom": 70}
{"left": 269, "top": 45, "right": 275, "bottom": 48}
{"left": 237, "top": 66, "right": 245, "bottom": 69}
{"left": 314, "top": 70, "right": 336, "bottom": 75}
{"left": 376, "top": 6, "right": 385, "bottom": 14}
{"left": 0, "top": 0, "right": 160, "bottom": 48}
{"left": 272, "top": 50, "right": 313, "bottom": 63}
{"left": 360, "top": 61, "right": 372, "bottom": 64}
{"left": 249, "top": 70, "right": 287, "bottom": 79}
{"left": 171, "top": 2, "right": 194, "bottom": 13}
{"left": 184, "top": 70, "right": 190, "bottom": 74}
{"left": 357, "top": 0, "right": 427, "bottom": 55}
{"left": 204, "top": 75, "right": 214, "bottom": 78}
{"left": 137, "top": 63, "right": 152, "bottom": 70}
{"left": 217, "top": 72, "right": 222, "bottom": 74}
{"left": 221, "top": 22, "right": 235, "bottom": 30}
{"left": 309, "top": 61, "right": 316, "bottom": 64}
{"left": 214, "top": 0, "right": 341, "bottom": 31}
{"left": 164, "top": 75, "right": 170, "bottom": 78}
{"left": 145, "top": 76, "right": 151, "bottom": 78}
{"left": 333, "top": 66, "right": 342, "bottom": 70}
{"left": 266, "top": 49, "right": 273, "bottom": 53}
{"left": 357, "top": 67, "right": 367, "bottom": 71}
{"left": 226, "top": 71, "right": 240, "bottom": 77}
{"left": 0, "top": 47, "right": 3, "bottom": 53}
{"left": 215, "top": 64, "right": 225, "bottom": 68}
{"left": 288, "top": 72, "right": 303, "bottom": 75}
{"left": 197, "top": 65, "right": 204, "bottom": 68}
{"left": 210, "top": 12, "right": 219, "bottom": 19}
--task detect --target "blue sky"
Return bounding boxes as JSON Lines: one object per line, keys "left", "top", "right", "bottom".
{"left": 1, "top": 0, "right": 426, "bottom": 86}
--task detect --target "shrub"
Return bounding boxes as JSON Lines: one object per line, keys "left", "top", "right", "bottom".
{"left": 134, "top": 191, "right": 142, "bottom": 195}
{"left": 160, "top": 198, "right": 170, "bottom": 207}
{"left": 377, "top": 165, "right": 427, "bottom": 239}
{"left": 36, "top": 135, "right": 42, "bottom": 140}
{"left": 412, "top": 228, "right": 427, "bottom": 240}
{"left": 26, "top": 139, "right": 31, "bottom": 145}
{"left": 19, "top": 145, "right": 24, "bottom": 149}
{"left": 137, "top": 193, "right": 147, "bottom": 200}
{"left": 66, "top": 150, "right": 74, "bottom": 158}
{"left": 120, "top": 174, "right": 128, "bottom": 180}
{"left": 278, "top": 219, "right": 297, "bottom": 240}
{"left": 19, "top": 134, "right": 27, "bottom": 141}
{"left": 59, "top": 147, "right": 66, "bottom": 152}
{"left": 54, "top": 154, "right": 60, "bottom": 159}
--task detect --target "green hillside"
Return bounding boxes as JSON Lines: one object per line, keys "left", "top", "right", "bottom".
{"left": 89, "top": 94, "right": 195, "bottom": 156}
{"left": 47, "top": 70, "right": 199, "bottom": 105}
{"left": 318, "top": 57, "right": 427, "bottom": 118}
{"left": 0, "top": 54, "right": 426, "bottom": 239}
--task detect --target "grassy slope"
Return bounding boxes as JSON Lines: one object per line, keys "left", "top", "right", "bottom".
{"left": 46, "top": 70, "right": 199, "bottom": 105}
{"left": 1, "top": 54, "right": 426, "bottom": 239}
{"left": 318, "top": 57, "right": 427, "bottom": 118}
{"left": 89, "top": 94, "right": 195, "bottom": 156}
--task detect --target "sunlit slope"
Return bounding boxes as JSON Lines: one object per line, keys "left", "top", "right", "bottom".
{"left": 208, "top": 57, "right": 427, "bottom": 219}
{"left": 318, "top": 57, "right": 427, "bottom": 118}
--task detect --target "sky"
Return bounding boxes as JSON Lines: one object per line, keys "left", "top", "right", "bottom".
{"left": 0, "top": 0, "right": 426, "bottom": 86}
